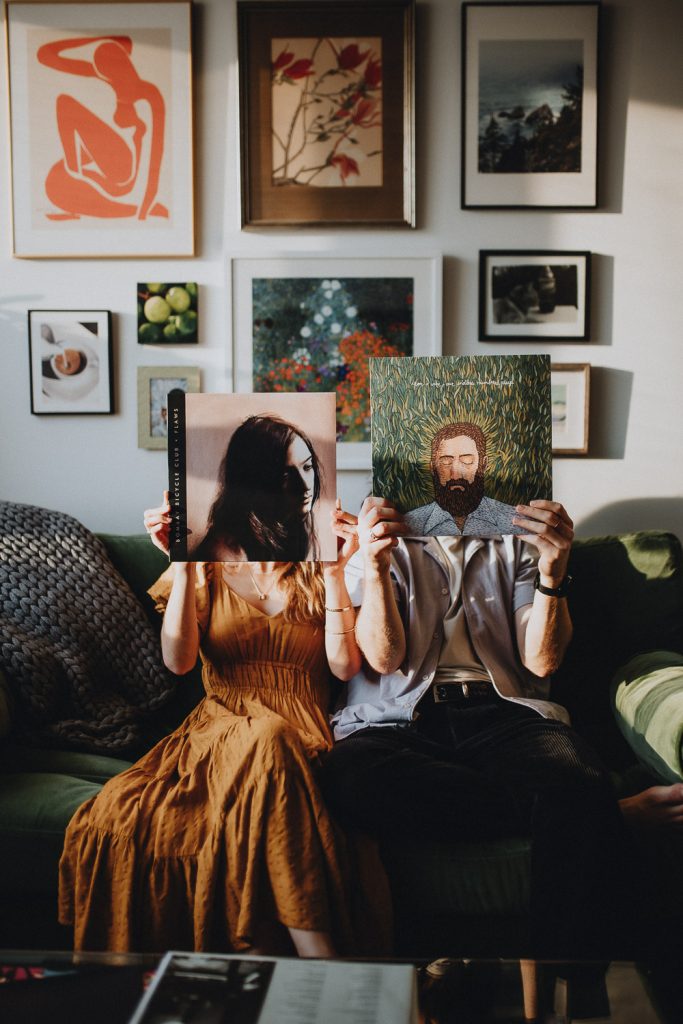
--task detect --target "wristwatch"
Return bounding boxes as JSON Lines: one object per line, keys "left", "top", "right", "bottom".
{"left": 534, "top": 571, "right": 573, "bottom": 598}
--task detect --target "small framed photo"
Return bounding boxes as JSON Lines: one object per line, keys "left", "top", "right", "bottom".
{"left": 479, "top": 251, "right": 591, "bottom": 341}
{"left": 237, "top": 0, "right": 415, "bottom": 227}
{"left": 6, "top": 1, "right": 194, "bottom": 257}
{"left": 137, "top": 366, "right": 200, "bottom": 449}
{"left": 138, "top": 283, "right": 198, "bottom": 344}
{"left": 462, "top": 2, "right": 600, "bottom": 209}
{"left": 232, "top": 256, "right": 442, "bottom": 469}
{"left": 28, "top": 310, "right": 113, "bottom": 414}
{"left": 551, "top": 363, "right": 590, "bottom": 456}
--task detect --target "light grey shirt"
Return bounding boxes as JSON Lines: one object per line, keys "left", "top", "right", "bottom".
{"left": 403, "top": 496, "right": 521, "bottom": 537}
{"left": 331, "top": 535, "right": 570, "bottom": 740}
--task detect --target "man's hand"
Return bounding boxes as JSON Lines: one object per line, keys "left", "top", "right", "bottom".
{"left": 143, "top": 489, "right": 172, "bottom": 556}
{"left": 357, "top": 497, "right": 409, "bottom": 575}
{"left": 513, "top": 499, "right": 574, "bottom": 586}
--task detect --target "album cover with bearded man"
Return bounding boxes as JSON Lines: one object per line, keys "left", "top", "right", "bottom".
{"left": 370, "top": 354, "right": 552, "bottom": 538}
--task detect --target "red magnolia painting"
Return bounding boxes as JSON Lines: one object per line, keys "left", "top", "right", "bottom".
{"left": 271, "top": 37, "right": 383, "bottom": 188}
{"left": 7, "top": 2, "right": 194, "bottom": 257}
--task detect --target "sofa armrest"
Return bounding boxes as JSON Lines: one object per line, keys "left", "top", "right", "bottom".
{"left": 611, "top": 651, "right": 683, "bottom": 784}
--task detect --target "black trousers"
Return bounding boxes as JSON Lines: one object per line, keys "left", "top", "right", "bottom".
{"left": 320, "top": 697, "right": 643, "bottom": 959}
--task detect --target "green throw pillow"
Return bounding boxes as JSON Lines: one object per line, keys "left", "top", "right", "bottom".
{"left": 612, "top": 650, "right": 683, "bottom": 783}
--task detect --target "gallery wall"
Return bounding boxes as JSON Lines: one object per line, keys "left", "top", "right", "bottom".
{"left": 1, "top": 0, "right": 682, "bottom": 539}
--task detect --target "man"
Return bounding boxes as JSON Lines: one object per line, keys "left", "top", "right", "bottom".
{"left": 403, "top": 422, "right": 519, "bottom": 537}
{"left": 321, "top": 496, "right": 646, "bottom": 959}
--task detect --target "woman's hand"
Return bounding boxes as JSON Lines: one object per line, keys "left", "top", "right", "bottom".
{"left": 326, "top": 500, "right": 359, "bottom": 576}
{"left": 357, "top": 497, "right": 408, "bottom": 576}
{"left": 143, "top": 490, "right": 172, "bottom": 556}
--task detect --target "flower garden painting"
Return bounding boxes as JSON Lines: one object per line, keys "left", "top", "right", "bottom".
{"left": 252, "top": 277, "right": 413, "bottom": 442}
{"left": 271, "top": 37, "right": 382, "bottom": 187}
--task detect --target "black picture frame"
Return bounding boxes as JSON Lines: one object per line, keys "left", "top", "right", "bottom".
{"left": 479, "top": 250, "right": 591, "bottom": 342}
{"left": 28, "top": 309, "right": 114, "bottom": 415}
{"left": 461, "top": 2, "right": 600, "bottom": 209}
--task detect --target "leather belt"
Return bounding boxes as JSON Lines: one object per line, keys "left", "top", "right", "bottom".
{"left": 431, "top": 681, "right": 495, "bottom": 704}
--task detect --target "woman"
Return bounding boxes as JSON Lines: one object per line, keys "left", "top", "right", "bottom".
{"left": 193, "top": 415, "right": 322, "bottom": 562}
{"left": 58, "top": 493, "right": 390, "bottom": 957}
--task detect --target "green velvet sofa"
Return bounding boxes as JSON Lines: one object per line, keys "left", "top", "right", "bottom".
{"left": 1, "top": 529, "right": 682, "bottom": 956}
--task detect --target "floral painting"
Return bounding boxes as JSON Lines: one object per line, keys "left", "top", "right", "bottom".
{"left": 251, "top": 277, "right": 413, "bottom": 443}
{"left": 271, "top": 37, "right": 382, "bottom": 188}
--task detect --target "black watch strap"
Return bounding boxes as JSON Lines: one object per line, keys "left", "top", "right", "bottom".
{"left": 534, "top": 571, "right": 572, "bottom": 598}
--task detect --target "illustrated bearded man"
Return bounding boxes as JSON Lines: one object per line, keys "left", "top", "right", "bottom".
{"left": 403, "top": 422, "right": 519, "bottom": 538}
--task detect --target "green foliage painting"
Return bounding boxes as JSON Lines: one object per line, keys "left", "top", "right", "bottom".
{"left": 252, "top": 276, "right": 413, "bottom": 442}
{"left": 371, "top": 355, "right": 552, "bottom": 511}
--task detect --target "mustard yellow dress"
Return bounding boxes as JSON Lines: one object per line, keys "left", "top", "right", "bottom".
{"left": 58, "top": 563, "right": 391, "bottom": 954}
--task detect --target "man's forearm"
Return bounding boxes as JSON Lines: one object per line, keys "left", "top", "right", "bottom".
{"left": 354, "top": 566, "right": 406, "bottom": 675}
{"left": 520, "top": 592, "right": 573, "bottom": 678}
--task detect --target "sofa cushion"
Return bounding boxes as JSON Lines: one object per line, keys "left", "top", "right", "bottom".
{"left": 553, "top": 531, "right": 683, "bottom": 769}
{"left": 0, "top": 773, "right": 102, "bottom": 897}
{"left": 98, "top": 533, "right": 168, "bottom": 621}
{"left": 0, "top": 670, "right": 12, "bottom": 739}
{"left": 611, "top": 651, "right": 683, "bottom": 784}
{"left": 0, "top": 744, "right": 132, "bottom": 784}
{"left": 381, "top": 837, "right": 531, "bottom": 917}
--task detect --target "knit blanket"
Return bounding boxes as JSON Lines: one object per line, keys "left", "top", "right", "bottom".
{"left": 0, "top": 501, "right": 176, "bottom": 754}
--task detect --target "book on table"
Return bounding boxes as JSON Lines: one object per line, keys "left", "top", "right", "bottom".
{"left": 128, "top": 950, "right": 418, "bottom": 1024}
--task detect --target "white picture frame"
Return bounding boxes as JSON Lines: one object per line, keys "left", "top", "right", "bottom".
{"left": 232, "top": 256, "right": 443, "bottom": 469}
{"left": 6, "top": 1, "right": 194, "bottom": 258}
{"left": 551, "top": 362, "right": 590, "bottom": 456}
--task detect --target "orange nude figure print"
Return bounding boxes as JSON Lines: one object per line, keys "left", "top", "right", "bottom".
{"left": 37, "top": 35, "right": 168, "bottom": 221}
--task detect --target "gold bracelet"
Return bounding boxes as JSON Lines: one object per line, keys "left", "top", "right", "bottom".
{"left": 325, "top": 626, "right": 356, "bottom": 634}
{"left": 325, "top": 605, "right": 353, "bottom": 613}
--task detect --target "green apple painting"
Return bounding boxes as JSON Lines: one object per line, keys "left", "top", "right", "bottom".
{"left": 138, "top": 283, "right": 198, "bottom": 344}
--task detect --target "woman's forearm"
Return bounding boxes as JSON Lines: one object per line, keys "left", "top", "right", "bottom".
{"left": 160, "top": 563, "right": 200, "bottom": 675}
{"left": 323, "top": 569, "right": 361, "bottom": 681}
{"left": 354, "top": 565, "right": 406, "bottom": 675}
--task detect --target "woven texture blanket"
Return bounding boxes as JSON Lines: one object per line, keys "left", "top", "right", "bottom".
{"left": 0, "top": 501, "right": 176, "bottom": 754}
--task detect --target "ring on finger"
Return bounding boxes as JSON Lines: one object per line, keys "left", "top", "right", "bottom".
{"left": 370, "top": 530, "right": 377, "bottom": 541}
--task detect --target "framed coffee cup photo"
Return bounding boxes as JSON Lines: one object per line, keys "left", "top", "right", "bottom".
{"left": 28, "top": 309, "right": 113, "bottom": 414}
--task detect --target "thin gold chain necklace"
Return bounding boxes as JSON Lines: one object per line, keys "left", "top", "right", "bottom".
{"left": 246, "top": 568, "right": 278, "bottom": 600}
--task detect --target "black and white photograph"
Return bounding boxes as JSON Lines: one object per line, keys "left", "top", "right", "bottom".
{"left": 167, "top": 391, "right": 337, "bottom": 562}
{"left": 137, "top": 366, "right": 200, "bottom": 449}
{"left": 28, "top": 310, "right": 113, "bottom": 415}
{"left": 479, "top": 251, "right": 591, "bottom": 341}
{"left": 461, "top": 3, "right": 599, "bottom": 208}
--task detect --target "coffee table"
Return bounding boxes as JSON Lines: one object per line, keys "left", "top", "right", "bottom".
{"left": 0, "top": 950, "right": 674, "bottom": 1023}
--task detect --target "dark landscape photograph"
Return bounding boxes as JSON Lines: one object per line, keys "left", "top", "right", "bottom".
{"left": 491, "top": 263, "right": 579, "bottom": 324}
{"left": 478, "top": 38, "right": 583, "bottom": 173}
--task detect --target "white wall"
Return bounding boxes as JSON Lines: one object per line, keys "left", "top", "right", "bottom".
{"left": 1, "top": 0, "right": 682, "bottom": 539}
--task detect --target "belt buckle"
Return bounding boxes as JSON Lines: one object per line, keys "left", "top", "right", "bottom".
{"left": 433, "top": 684, "right": 451, "bottom": 704}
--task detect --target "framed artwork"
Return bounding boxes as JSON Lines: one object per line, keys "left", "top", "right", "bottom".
{"left": 237, "top": 0, "right": 415, "bottom": 227}
{"left": 6, "top": 1, "right": 194, "bottom": 258}
{"left": 232, "top": 256, "right": 442, "bottom": 469}
{"left": 28, "top": 309, "right": 113, "bottom": 414}
{"left": 138, "top": 283, "right": 198, "bottom": 344}
{"left": 461, "top": 2, "right": 600, "bottom": 209}
{"left": 137, "top": 365, "right": 200, "bottom": 449}
{"left": 551, "top": 363, "right": 590, "bottom": 455}
{"left": 479, "top": 251, "right": 591, "bottom": 341}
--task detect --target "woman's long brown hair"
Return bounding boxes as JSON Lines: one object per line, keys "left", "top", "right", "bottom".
{"left": 276, "top": 561, "right": 326, "bottom": 623}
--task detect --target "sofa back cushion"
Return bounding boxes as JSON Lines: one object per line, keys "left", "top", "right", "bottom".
{"left": 553, "top": 531, "right": 683, "bottom": 768}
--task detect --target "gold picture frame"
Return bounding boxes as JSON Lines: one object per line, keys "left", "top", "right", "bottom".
{"left": 137, "top": 365, "right": 200, "bottom": 450}
{"left": 551, "top": 362, "right": 590, "bottom": 456}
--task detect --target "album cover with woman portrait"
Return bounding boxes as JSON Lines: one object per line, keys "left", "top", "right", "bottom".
{"left": 167, "top": 391, "right": 337, "bottom": 562}
{"left": 371, "top": 354, "right": 553, "bottom": 538}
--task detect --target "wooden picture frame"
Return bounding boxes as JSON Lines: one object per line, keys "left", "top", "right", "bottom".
{"left": 28, "top": 309, "right": 114, "bottom": 414}
{"left": 479, "top": 250, "right": 591, "bottom": 341}
{"left": 6, "top": 1, "right": 194, "bottom": 258}
{"left": 551, "top": 362, "right": 590, "bottom": 455}
{"left": 232, "top": 255, "right": 442, "bottom": 469}
{"left": 237, "top": 0, "right": 415, "bottom": 227}
{"left": 137, "top": 365, "right": 200, "bottom": 449}
{"left": 461, "top": 2, "right": 600, "bottom": 209}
